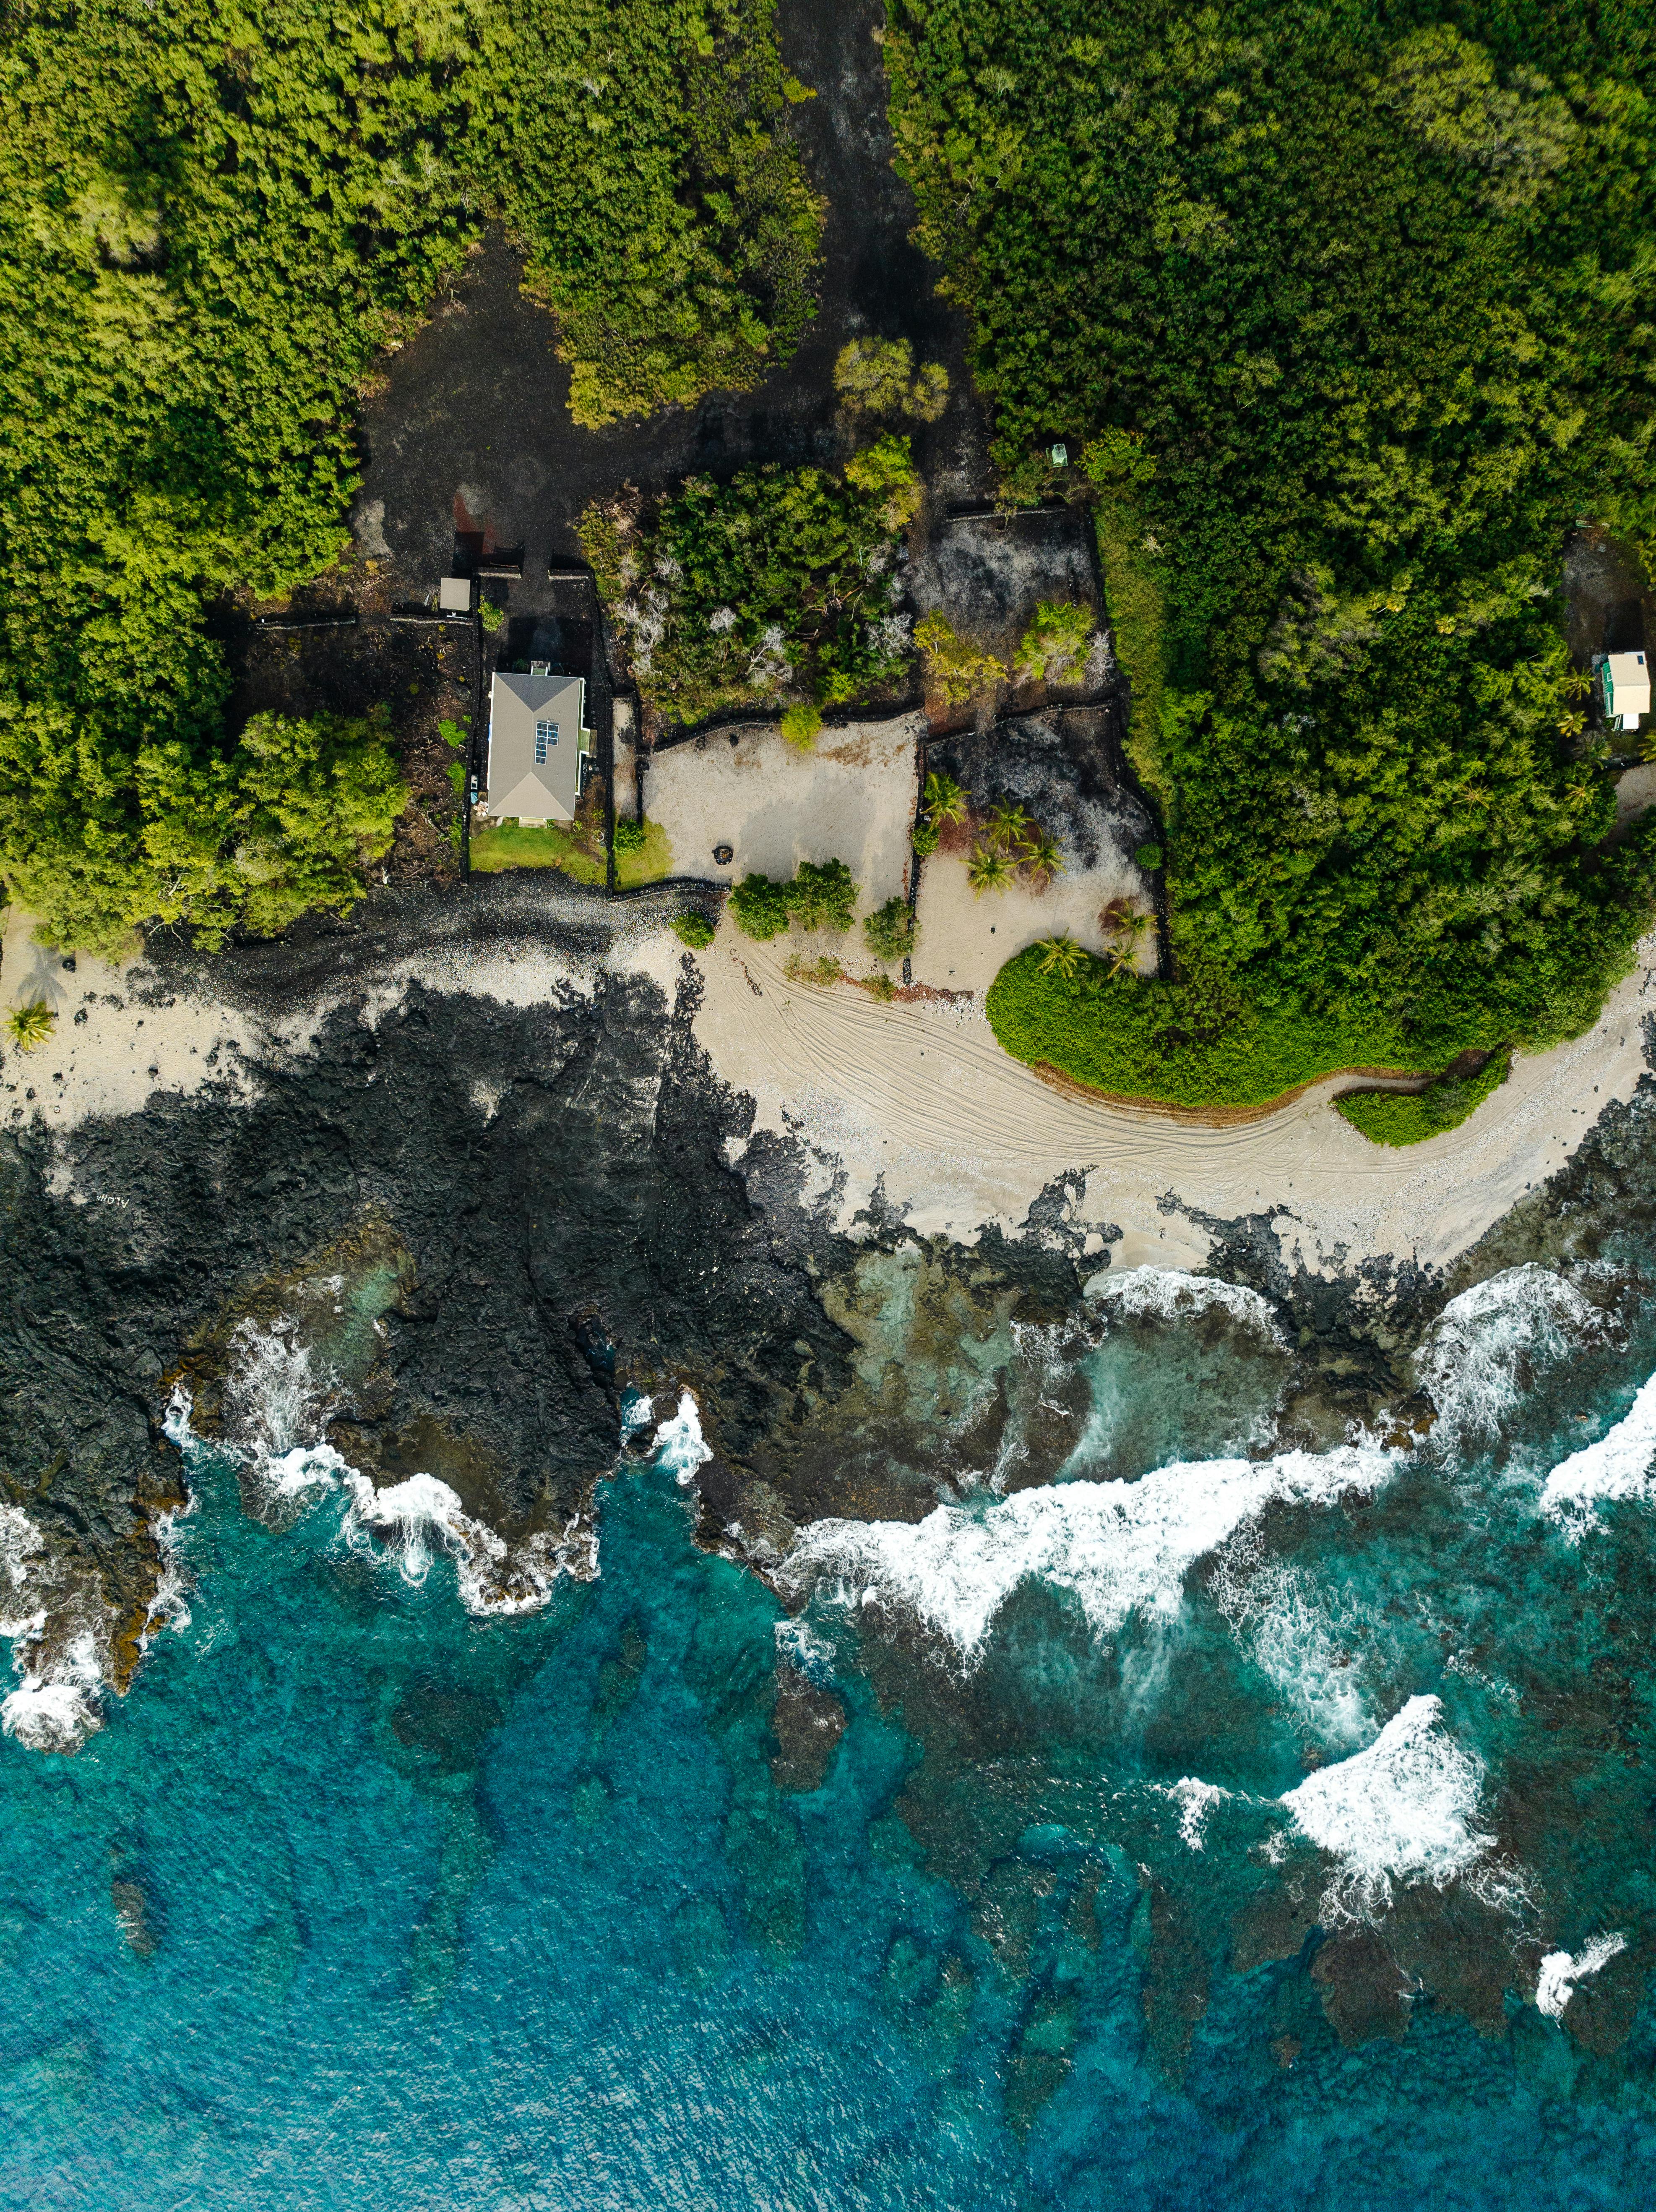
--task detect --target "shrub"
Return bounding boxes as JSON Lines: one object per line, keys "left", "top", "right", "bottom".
{"left": 843, "top": 433, "right": 923, "bottom": 530}
{"left": 5, "top": 1000, "right": 55, "bottom": 1051}
{"left": 1135, "top": 843, "right": 1164, "bottom": 871}
{"left": 582, "top": 453, "right": 917, "bottom": 723}
{"left": 785, "top": 952, "right": 844, "bottom": 986}
{"left": 613, "top": 816, "right": 648, "bottom": 852}
{"left": 781, "top": 704, "right": 823, "bottom": 751}
{"left": 479, "top": 600, "right": 505, "bottom": 634}
{"left": 912, "top": 816, "right": 941, "bottom": 858}
{"left": 859, "top": 971, "right": 897, "bottom": 1000}
{"left": 914, "top": 614, "right": 1005, "bottom": 710}
{"left": 1336, "top": 1052, "right": 1512, "bottom": 1146}
{"left": 834, "top": 338, "right": 950, "bottom": 423}
{"left": 730, "top": 873, "right": 793, "bottom": 939}
{"left": 1014, "top": 600, "right": 1095, "bottom": 683}
{"left": 863, "top": 896, "right": 916, "bottom": 960}
{"left": 790, "top": 858, "right": 858, "bottom": 932}
{"left": 672, "top": 911, "right": 716, "bottom": 948}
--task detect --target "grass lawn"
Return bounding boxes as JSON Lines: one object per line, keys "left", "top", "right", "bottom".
{"left": 984, "top": 946, "right": 1455, "bottom": 1111}
{"left": 469, "top": 819, "right": 605, "bottom": 882}
{"left": 614, "top": 819, "right": 673, "bottom": 887}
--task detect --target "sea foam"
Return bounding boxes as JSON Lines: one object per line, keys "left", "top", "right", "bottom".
{"left": 783, "top": 1442, "right": 1393, "bottom": 1664}
{"left": 1, "top": 1628, "right": 106, "bottom": 1754}
{"left": 1419, "top": 1265, "right": 1603, "bottom": 1444}
{"left": 651, "top": 1391, "right": 714, "bottom": 1485}
{"left": 1280, "top": 1694, "right": 1492, "bottom": 1918}
{"left": 1539, "top": 1367, "right": 1656, "bottom": 1536}
{"left": 1084, "top": 1266, "right": 1283, "bottom": 1338}
{"left": 1535, "top": 1932, "right": 1627, "bottom": 2019}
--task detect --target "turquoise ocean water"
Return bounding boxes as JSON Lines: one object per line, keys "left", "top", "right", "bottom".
{"left": 6, "top": 1265, "right": 1656, "bottom": 2208}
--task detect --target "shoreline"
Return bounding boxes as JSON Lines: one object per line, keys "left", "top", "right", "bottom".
{"left": 4, "top": 887, "right": 1652, "bottom": 1283}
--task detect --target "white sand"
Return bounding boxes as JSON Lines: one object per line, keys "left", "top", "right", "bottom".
{"left": 688, "top": 914, "right": 1656, "bottom": 1273}
{"left": 643, "top": 715, "right": 922, "bottom": 907}
{"left": 0, "top": 908, "right": 264, "bottom": 1139}
{"left": 911, "top": 850, "right": 1152, "bottom": 996}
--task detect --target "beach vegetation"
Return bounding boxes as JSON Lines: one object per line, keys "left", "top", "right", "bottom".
{"left": 983, "top": 799, "right": 1032, "bottom": 853}
{"left": 858, "top": 970, "right": 898, "bottom": 1001}
{"left": 582, "top": 455, "right": 917, "bottom": 724}
{"left": 911, "top": 816, "right": 941, "bottom": 858}
{"left": 613, "top": 817, "right": 648, "bottom": 852}
{"left": 672, "top": 910, "right": 717, "bottom": 949}
{"left": 5, "top": 999, "right": 55, "bottom": 1052}
{"left": 789, "top": 858, "right": 858, "bottom": 933}
{"left": 888, "top": 0, "right": 1656, "bottom": 1100}
{"left": 1336, "top": 1052, "right": 1513, "bottom": 1145}
{"left": 729, "top": 872, "right": 794, "bottom": 939}
{"left": 614, "top": 817, "right": 672, "bottom": 886}
{"left": 914, "top": 615, "right": 1005, "bottom": 711}
{"left": 781, "top": 705, "right": 823, "bottom": 751}
{"left": 1014, "top": 601, "right": 1095, "bottom": 685}
{"left": 863, "top": 897, "right": 916, "bottom": 961}
{"left": 784, "top": 951, "right": 844, "bottom": 986}
{"left": 479, "top": 600, "right": 505, "bottom": 635}
{"left": 1135, "top": 844, "right": 1164, "bottom": 873}
{"left": 967, "top": 843, "right": 1015, "bottom": 896}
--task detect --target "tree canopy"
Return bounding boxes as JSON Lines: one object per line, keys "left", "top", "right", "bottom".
{"left": 0, "top": 0, "right": 820, "bottom": 950}
{"left": 888, "top": 0, "right": 1656, "bottom": 1094}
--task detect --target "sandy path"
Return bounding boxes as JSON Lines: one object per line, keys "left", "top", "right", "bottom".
{"left": 911, "top": 850, "right": 1152, "bottom": 995}
{"left": 692, "top": 917, "right": 1656, "bottom": 1271}
{"left": 644, "top": 714, "right": 921, "bottom": 905}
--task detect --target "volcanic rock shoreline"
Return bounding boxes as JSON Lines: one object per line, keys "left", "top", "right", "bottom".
{"left": 1, "top": 882, "right": 1655, "bottom": 1722}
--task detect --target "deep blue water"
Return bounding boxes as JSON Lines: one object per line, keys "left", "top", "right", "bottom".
{"left": 8, "top": 1276, "right": 1656, "bottom": 2209}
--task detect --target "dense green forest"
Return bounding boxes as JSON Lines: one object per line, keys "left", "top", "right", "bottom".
{"left": 0, "top": 0, "right": 819, "bottom": 952}
{"left": 582, "top": 443, "right": 919, "bottom": 723}
{"left": 888, "top": 0, "right": 1656, "bottom": 1099}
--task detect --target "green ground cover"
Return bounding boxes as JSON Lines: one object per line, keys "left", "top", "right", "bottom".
{"left": 581, "top": 443, "right": 918, "bottom": 723}
{"left": 614, "top": 819, "right": 674, "bottom": 886}
{"left": 1336, "top": 1051, "right": 1513, "bottom": 1146}
{"left": 0, "top": 0, "right": 818, "bottom": 953}
{"left": 888, "top": 0, "right": 1656, "bottom": 1103}
{"left": 469, "top": 820, "right": 606, "bottom": 881}
{"left": 987, "top": 946, "right": 1438, "bottom": 1111}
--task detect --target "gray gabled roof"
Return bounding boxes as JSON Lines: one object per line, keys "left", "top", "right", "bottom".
{"left": 485, "top": 672, "right": 587, "bottom": 823}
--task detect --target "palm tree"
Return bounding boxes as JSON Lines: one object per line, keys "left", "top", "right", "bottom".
{"left": 5, "top": 1000, "right": 55, "bottom": 1051}
{"left": 984, "top": 798, "right": 1031, "bottom": 850}
{"left": 1021, "top": 828, "right": 1064, "bottom": 884}
{"left": 923, "top": 771, "right": 967, "bottom": 826}
{"left": 1102, "top": 906, "right": 1153, "bottom": 976}
{"left": 1562, "top": 666, "right": 1592, "bottom": 702}
{"left": 967, "top": 842, "right": 1015, "bottom": 896}
{"left": 1036, "top": 935, "right": 1084, "bottom": 979}
{"left": 1557, "top": 709, "right": 1586, "bottom": 739}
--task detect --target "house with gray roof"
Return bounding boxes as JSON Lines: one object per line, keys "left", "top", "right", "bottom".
{"left": 481, "top": 670, "right": 591, "bottom": 825}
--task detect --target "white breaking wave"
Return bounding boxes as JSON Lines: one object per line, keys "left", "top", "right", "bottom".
{"left": 1210, "top": 1546, "right": 1377, "bottom": 1750}
{"left": 2, "top": 1627, "right": 106, "bottom": 1754}
{"left": 1535, "top": 1932, "right": 1627, "bottom": 2019}
{"left": 1418, "top": 1265, "right": 1603, "bottom": 1443}
{"left": 1163, "top": 1776, "right": 1229, "bottom": 1851}
{"left": 140, "top": 1495, "right": 197, "bottom": 1648}
{"left": 169, "top": 1369, "right": 598, "bottom": 1615}
{"left": 775, "top": 1616, "right": 837, "bottom": 1685}
{"left": 651, "top": 1391, "right": 714, "bottom": 1485}
{"left": 1539, "top": 1368, "right": 1656, "bottom": 1536}
{"left": 1280, "top": 1694, "right": 1492, "bottom": 1920}
{"left": 782, "top": 1442, "right": 1394, "bottom": 1664}
{"left": 0, "top": 1504, "right": 44, "bottom": 1639}
{"left": 1085, "top": 1266, "right": 1283, "bottom": 1339}
{"left": 220, "top": 1318, "right": 340, "bottom": 1478}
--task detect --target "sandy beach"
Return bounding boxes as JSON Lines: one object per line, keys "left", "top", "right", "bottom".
{"left": 687, "top": 913, "right": 1656, "bottom": 1273}
{"left": 5, "top": 882, "right": 1651, "bottom": 1281}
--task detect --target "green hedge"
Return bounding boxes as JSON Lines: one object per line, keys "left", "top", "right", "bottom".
{"left": 1336, "top": 1051, "right": 1513, "bottom": 1147}
{"left": 985, "top": 945, "right": 1443, "bottom": 1111}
